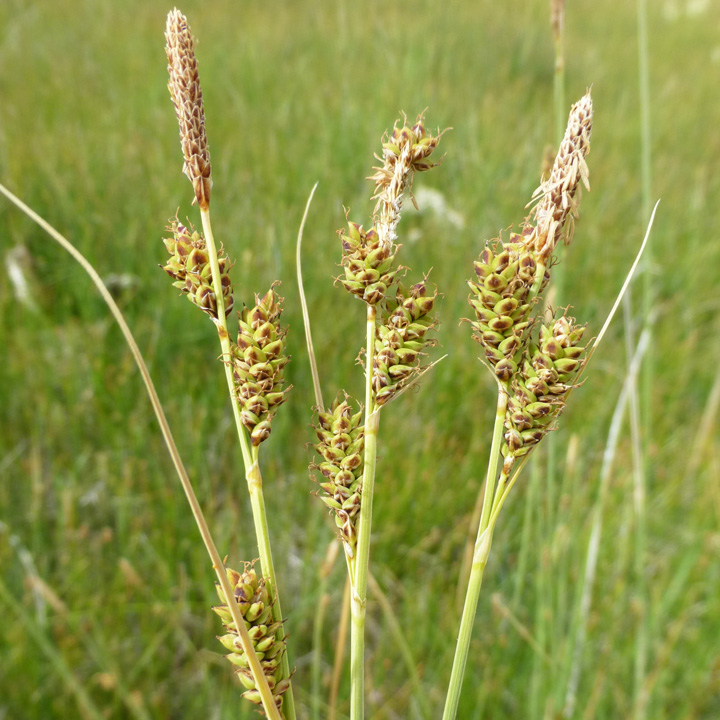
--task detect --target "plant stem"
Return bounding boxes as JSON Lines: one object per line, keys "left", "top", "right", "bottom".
{"left": 636, "top": 0, "right": 652, "bottom": 714}
{"left": 442, "top": 385, "right": 508, "bottom": 720}
{"left": 312, "top": 541, "right": 337, "bottom": 720}
{"left": 350, "top": 304, "right": 380, "bottom": 720}
{"left": 199, "top": 207, "right": 252, "bottom": 469}
{"left": 200, "top": 207, "right": 295, "bottom": 719}
{"left": 478, "top": 384, "right": 509, "bottom": 534}
{"left": 330, "top": 578, "right": 352, "bottom": 720}
{"left": 0, "top": 184, "right": 282, "bottom": 720}
{"left": 442, "top": 525, "right": 495, "bottom": 720}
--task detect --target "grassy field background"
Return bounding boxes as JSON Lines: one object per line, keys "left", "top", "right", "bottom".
{"left": 2, "top": 0, "right": 719, "bottom": 718}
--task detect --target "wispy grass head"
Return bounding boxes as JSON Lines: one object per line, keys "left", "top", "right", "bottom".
{"left": 525, "top": 91, "right": 593, "bottom": 265}
{"left": 165, "top": 9, "right": 212, "bottom": 210}
{"left": 369, "top": 113, "right": 444, "bottom": 252}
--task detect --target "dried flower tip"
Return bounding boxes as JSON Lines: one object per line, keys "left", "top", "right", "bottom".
{"left": 551, "top": 0, "right": 566, "bottom": 46}
{"left": 161, "top": 220, "right": 233, "bottom": 318}
{"left": 527, "top": 91, "right": 593, "bottom": 264}
{"left": 165, "top": 9, "right": 212, "bottom": 209}
{"left": 368, "top": 112, "right": 444, "bottom": 251}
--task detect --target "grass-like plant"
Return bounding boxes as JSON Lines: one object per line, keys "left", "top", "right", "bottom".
{"left": 162, "top": 9, "right": 294, "bottom": 717}
{"left": 309, "top": 114, "right": 445, "bottom": 719}
{"left": 443, "top": 91, "right": 594, "bottom": 719}
{"left": 0, "top": 6, "right": 663, "bottom": 719}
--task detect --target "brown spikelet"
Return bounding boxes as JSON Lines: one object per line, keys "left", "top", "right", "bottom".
{"left": 526, "top": 91, "right": 593, "bottom": 264}
{"left": 165, "top": 9, "right": 212, "bottom": 210}
{"left": 368, "top": 113, "right": 444, "bottom": 252}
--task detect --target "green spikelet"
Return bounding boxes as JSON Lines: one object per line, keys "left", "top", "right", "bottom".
{"left": 373, "top": 280, "right": 437, "bottom": 406}
{"left": 467, "top": 233, "right": 548, "bottom": 382}
{"left": 213, "top": 565, "right": 290, "bottom": 716}
{"left": 502, "top": 313, "right": 587, "bottom": 473}
{"left": 161, "top": 220, "right": 234, "bottom": 318}
{"left": 312, "top": 397, "right": 364, "bottom": 558}
{"left": 231, "top": 285, "right": 290, "bottom": 446}
{"left": 338, "top": 222, "right": 398, "bottom": 305}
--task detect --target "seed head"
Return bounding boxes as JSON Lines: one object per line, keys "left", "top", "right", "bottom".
{"left": 501, "top": 312, "right": 587, "bottom": 474}
{"left": 161, "top": 220, "right": 233, "bottom": 318}
{"left": 373, "top": 280, "right": 438, "bottom": 406}
{"left": 231, "top": 286, "right": 290, "bottom": 446}
{"left": 311, "top": 396, "right": 365, "bottom": 558}
{"left": 526, "top": 91, "right": 593, "bottom": 264}
{"left": 165, "top": 9, "right": 212, "bottom": 209}
{"left": 214, "top": 564, "right": 290, "bottom": 714}
{"left": 368, "top": 113, "right": 444, "bottom": 252}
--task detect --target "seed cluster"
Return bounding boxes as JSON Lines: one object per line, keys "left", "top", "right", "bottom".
{"left": 231, "top": 287, "right": 290, "bottom": 446}
{"left": 162, "top": 221, "right": 233, "bottom": 318}
{"left": 373, "top": 281, "right": 437, "bottom": 406}
{"left": 313, "top": 398, "right": 365, "bottom": 557}
{"left": 502, "top": 316, "right": 587, "bottom": 473}
{"left": 338, "top": 222, "right": 399, "bottom": 306}
{"left": 467, "top": 235, "right": 544, "bottom": 382}
{"left": 214, "top": 566, "right": 290, "bottom": 714}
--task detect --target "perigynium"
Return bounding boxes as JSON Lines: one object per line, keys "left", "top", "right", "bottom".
{"left": 163, "top": 9, "right": 295, "bottom": 719}
{"left": 310, "top": 114, "right": 444, "bottom": 720}
{"left": 442, "top": 91, "right": 593, "bottom": 720}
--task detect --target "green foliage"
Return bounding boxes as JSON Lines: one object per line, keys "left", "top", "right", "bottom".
{"left": 1, "top": 0, "right": 719, "bottom": 718}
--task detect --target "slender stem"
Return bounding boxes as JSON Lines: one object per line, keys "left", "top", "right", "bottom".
{"left": 350, "top": 304, "right": 380, "bottom": 720}
{"left": 296, "top": 182, "right": 324, "bottom": 410}
{"left": 246, "top": 453, "right": 295, "bottom": 719}
{"left": 441, "top": 525, "right": 495, "bottom": 720}
{"left": 199, "top": 207, "right": 252, "bottom": 468}
{"left": 442, "top": 385, "right": 509, "bottom": 720}
{"left": 478, "top": 384, "right": 509, "bottom": 534}
{"left": 636, "top": 0, "right": 652, "bottom": 713}
{"left": 0, "top": 184, "right": 282, "bottom": 720}
{"left": 330, "top": 578, "right": 352, "bottom": 720}
{"left": 312, "top": 541, "right": 338, "bottom": 720}
{"left": 200, "top": 207, "right": 296, "bottom": 720}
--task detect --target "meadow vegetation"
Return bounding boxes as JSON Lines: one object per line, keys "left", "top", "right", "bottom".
{"left": 1, "top": 0, "right": 719, "bottom": 718}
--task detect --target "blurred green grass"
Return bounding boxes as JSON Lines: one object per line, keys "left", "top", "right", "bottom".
{"left": 1, "top": 0, "right": 719, "bottom": 717}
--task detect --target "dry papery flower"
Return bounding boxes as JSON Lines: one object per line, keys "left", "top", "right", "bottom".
{"left": 165, "top": 8, "right": 212, "bottom": 210}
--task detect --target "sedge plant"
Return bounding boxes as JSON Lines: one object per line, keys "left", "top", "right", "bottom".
{"left": 309, "top": 116, "right": 445, "bottom": 719}
{"left": 162, "top": 9, "right": 294, "bottom": 717}
{"left": 443, "top": 91, "right": 594, "bottom": 720}
{"left": 1, "top": 6, "right": 667, "bottom": 719}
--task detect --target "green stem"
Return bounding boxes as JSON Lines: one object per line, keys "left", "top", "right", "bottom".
{"left": 350, "top": 304, "right": 379, "bottom": 720}
{"left": 478, "top": 384, "right": 509, "bottom": 534}
{"left": 247, "top": 453, "right": 296, "bottom": 720}
{"left": 636, "top": 1, "right": 652, "bottom": 712}
{"left": 199, "top": 208, "right": 252, "bottom": 469}
{"left": 200, "top": 207, "right": 296, "bottom": 720}
{"left": 442, "top": 385, "right": 508, "bottom": 720}
{"left": 441, "top": 525, "right": 495, "bottom": 720}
